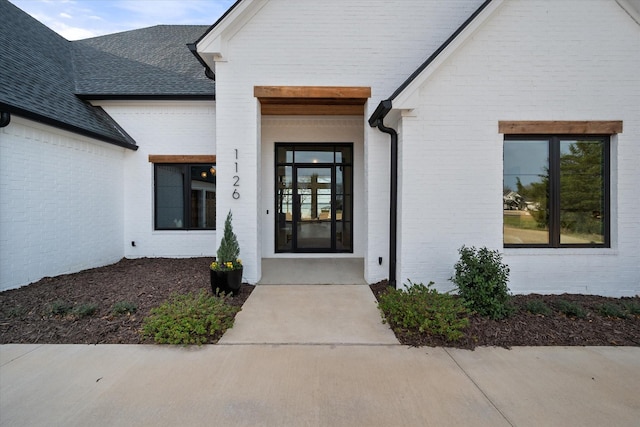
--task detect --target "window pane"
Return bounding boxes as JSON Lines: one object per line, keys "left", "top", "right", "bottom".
{"left": 559, "top": 140, "right": 605, "bottom": 244}
{"left": 504, "top": 141, "right": 549, "bottom": 244}
{"left": 276, "top": 166, "right": 293, "bottom": 251}
{"left": 295, "top": 146, "right": 334, "bottom": 163}
{"left": 156, "top": 165, "right": 184, "bottom": 228}
{"left": 190, "top": 165, "right": 216, "bottom": 229}
{"left": 277, "top": 146, "right": 293, "bottom": 163}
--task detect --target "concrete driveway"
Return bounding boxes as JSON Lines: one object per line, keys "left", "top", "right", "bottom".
{"left": 2, "top": 285, "right": 639, "bottom": 426}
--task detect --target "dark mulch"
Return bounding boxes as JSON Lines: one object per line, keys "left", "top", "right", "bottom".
{"left": 370, "top": 281, "right": 640, "bottom": 349}
{"left": 0, "top": 258, "right": 253, "bottom": 345}
{"left": 2, "top": 259, "right": 639, "bottom": 348}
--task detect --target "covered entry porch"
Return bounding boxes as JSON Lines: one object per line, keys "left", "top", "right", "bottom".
{"left": 257, "top": 86, "right": 370, "bottom": 285}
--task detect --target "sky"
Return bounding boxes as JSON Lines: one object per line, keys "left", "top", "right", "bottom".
{"left": 9, "top": 0, "right": 236, "bottom": 40}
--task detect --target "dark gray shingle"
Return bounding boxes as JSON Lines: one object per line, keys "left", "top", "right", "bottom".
{"left": 73, "top": 25, "right": 214, "bottom": 97}
{"left": 1, "top": 0, "right": 215, "bottom": 148}
{"left": 0, "top": 0, "right": 137, "bottom": 148}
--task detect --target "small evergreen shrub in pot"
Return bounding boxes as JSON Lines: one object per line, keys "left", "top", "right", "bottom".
{"left": 210, "top": 210, "right": 243, "bottom": 296}
{"left": 450, "top": 245, "right": 513, "bottom": 320}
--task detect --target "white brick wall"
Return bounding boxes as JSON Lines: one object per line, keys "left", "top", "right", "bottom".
{"left": 99, "top": 101, "right": 217, "bottom": 259}
{"left": 396, "top": 0, "right": 640, "bottom": 296}
{"left": 208, "top": 0, "right": 485, "bottom": 283}
{"left": 0, "top": 117, "right": 126, "bottom": 291}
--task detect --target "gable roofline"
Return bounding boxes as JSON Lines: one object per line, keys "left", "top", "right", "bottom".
{"left": 188, "top": 0, "right": 245, "bottom": 77}
{"left": 369, "top": 0, "right": 502, "bottom": 126}
{"left": 192, "top": 0, "right": 268, "bottom": 74}
{"left": 616, "top": 0, "right": 640, "bottom": 25}
{"left": 193, "top": 0, "right": 245, "bottom": 45}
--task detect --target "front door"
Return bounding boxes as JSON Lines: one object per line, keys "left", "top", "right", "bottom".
{"left": 276, "top": 144, "right": 353, "bottom": 253}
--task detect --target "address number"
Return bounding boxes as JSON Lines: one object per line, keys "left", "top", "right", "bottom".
{"left": 232, "top": 149, "right": 240, "bottom": 199}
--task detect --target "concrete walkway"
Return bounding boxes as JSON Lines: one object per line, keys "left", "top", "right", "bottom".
{"left": 219, "top": 285, "right": 398, "bottom": 344}
{"left": 2, "top": 285, "right": 639, "bottom": 426}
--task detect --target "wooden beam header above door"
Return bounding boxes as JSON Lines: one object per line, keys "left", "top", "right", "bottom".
{"left": 255, "top": 86, "right": 371, "bottom": 116}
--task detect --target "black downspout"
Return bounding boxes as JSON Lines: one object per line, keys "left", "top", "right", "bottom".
{"left": 369, "top": 100, "right": 398, "bottom": 288}
{"left": 0, "top": 112, "right": 10, "bottom": 128}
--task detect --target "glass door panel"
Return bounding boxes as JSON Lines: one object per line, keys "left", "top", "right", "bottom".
{"left": 276, "top": 166, "right": 293, "bottom": 251}
{"left": 296, "top": 167, "right": 332, "bottom": 250}
{"left": 275, "top": 144, "right": 353, "bottom": 253}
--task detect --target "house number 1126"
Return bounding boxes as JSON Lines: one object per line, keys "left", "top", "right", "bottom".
{"left": 232, "top": 149, "right": 240, "bottom": 199}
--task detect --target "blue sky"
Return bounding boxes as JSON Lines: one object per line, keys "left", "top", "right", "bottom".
{"left": 9, "top": 0, "right": 235, "bottom": 40}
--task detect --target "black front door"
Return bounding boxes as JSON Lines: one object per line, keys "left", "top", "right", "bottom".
{"left": 275, "top": 144, "right": 353, "bottom": 253}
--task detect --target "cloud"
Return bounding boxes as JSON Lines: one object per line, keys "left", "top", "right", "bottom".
{"left": 9, "top": 0, "right": 233, "bottom": 40}
{"left": 114, "top": 0, "right": 230, "bottom": 26}
{"left": 55, "top": 23, "right": 100, "bottom": 40}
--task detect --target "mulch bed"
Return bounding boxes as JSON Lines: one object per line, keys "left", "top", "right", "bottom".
{"left": 370, "top": 281, "right": 640, "bottom": 349}
{"left": 0, "top": 258, "right": 253, "bottom": 344}
{"left": 1, "top": 258, "right": 638, "bottom": 348}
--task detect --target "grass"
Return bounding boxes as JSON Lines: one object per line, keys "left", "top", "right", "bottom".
{"left": 503, "top": 212, "right": 541, "bottom": 230}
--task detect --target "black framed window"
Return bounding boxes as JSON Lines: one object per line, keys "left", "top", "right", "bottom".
{"left": 503, "top": 136, "right": 609, "bottom": 247}
{"left": 154, "top": 164, "right": 216, "bottom": 230}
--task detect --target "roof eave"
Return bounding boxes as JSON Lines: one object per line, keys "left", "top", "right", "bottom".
{"left": 77, "top": 94, "right": 215, "bottom": 101}
{"left": 1, "top": 103, "right": 138, "bottom": 151}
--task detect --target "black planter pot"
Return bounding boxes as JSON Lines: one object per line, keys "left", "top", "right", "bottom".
{"left": 210, "top": 268, "right": 243, "bottom": 296}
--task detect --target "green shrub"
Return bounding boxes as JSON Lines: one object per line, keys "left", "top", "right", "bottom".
{"left": 72, "top": 303, "right": 98, "bottom": 318}
{"left": 450, "top": 246, "right": 512, "bottom": 320}
{"left": 217, "top": 210, "right": 240, "bottom": 265}
{"left": 524, "top": 299, "right": 552, "bottom": 316}
{"left": 377, "top": 281, "right": 470, "bottom": 342}
{"left": 598, "top": 303, "right": 628, "bottom": 319}
{"left": 49, "top": 300, "right": 73, "bottom": 316}
{"left": 6, "top": 305, "right": 27, "bottom": 318}
{"left": 112, "top": 301, "right": 137, "bottom": 316}
{"left": 142, "top": 290, "right": 240, "bottom": 345}
{"left": 553, "top": 299, "right": 586, "bottom": 319}
{"left": 623, "top": 301, "right": 640, "bottom": 316}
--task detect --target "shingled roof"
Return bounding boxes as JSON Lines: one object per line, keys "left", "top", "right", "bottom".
{"left": 73, "top": 25, "right": 214, "bottom": 99}
{"left": 0, "top": 0, "right": 214, "bottom": 149}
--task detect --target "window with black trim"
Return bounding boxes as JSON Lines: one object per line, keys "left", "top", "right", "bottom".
{"left": 154, "top": 164, "right": 216, "bottom": 230}
{"left": 503, "top": 136, "right": 609, "bottom": 247}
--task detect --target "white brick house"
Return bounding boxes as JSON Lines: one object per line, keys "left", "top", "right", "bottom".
{"left": 2, "top": 0, "right": 639, "bottom": 296}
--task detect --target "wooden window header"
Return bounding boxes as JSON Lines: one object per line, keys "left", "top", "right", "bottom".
{"left": 255, "top": 86, "right": 371, "bottom": 116}
{"left": 148, "top": 155, "right": 216, "bottom": 163}
{"left": 499, "top": 121, "right": 622, "bottom": 135}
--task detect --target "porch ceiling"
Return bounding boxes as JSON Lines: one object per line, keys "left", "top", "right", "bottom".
{"left": 255, "top": 86, "right": 371, "bottom": 116}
